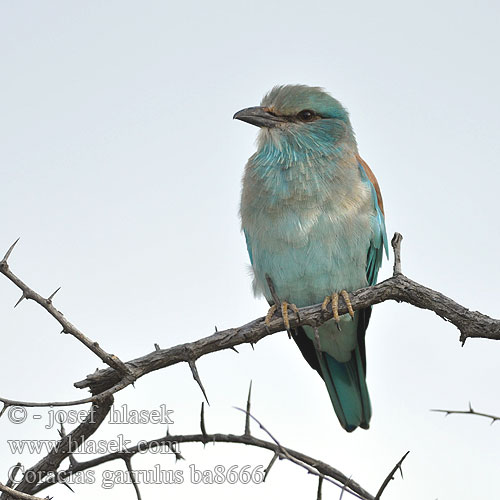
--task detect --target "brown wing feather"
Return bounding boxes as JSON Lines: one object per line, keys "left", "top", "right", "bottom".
{"left": 356, "top": 154, "right": 384, "bottom": 215}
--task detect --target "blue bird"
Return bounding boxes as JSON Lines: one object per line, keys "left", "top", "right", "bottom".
{"left": 235, "top": 85, "right": 388, "bottom": 432}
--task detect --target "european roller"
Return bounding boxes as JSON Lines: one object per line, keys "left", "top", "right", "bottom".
{"left": 235, "top": 85, "right": 388, "bottom": 432}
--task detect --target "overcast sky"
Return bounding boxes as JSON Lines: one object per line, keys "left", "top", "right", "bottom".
{"left": 1, "top": 1, "right": 500, "bottom": 499}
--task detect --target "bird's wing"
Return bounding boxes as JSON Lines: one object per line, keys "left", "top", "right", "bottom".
{"left": 356, "top": 155, "right": 388, "bottom": 286}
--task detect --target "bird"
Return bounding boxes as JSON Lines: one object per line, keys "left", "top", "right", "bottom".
{"left": 234, "top": 85, "right": 388, "bottom": 432}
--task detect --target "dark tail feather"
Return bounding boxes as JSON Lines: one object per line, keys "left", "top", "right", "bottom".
{"left": 320, "top": 348, "right": 371, "bottom": 432}
{"left": 291, "top": 307, "right": 373, "bottom": 432}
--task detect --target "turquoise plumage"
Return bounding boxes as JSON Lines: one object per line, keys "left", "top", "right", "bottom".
{"left": 235, "top": 85, "right": 387, "bottom": 432}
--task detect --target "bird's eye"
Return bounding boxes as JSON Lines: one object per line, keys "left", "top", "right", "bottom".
{"left": 297, "top": 110, "right": 316, "bottom": 122}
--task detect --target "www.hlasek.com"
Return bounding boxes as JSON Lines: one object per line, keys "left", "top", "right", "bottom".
{"left": 8, "top": 464, "right": 265, "bottom": 487}
{"left": 7, "top": 434, "right": 180, "bottom": 455}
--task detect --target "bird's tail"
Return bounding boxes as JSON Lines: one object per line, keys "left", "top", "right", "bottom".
{"left": 319, "top": 346, "right": 371, "bottom": 432}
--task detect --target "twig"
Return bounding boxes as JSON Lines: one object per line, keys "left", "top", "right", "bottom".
{"left": 32, "top": 430, "right": 374, "bottom": 499}
{"left": 317, "top": 476, "right": 323, "bottom": 500}
{"left": 263, "top": 451, "right": 279, "bottom": 482}
{"left": 75, "top": 269, "right": 500, "bottom": 395}
{"left": 375, "top": 451, "right": 410, "bottom": 499}
{"left": 391, "top": 233, "right": 403, "bottom": 276}
{"left": 0, "top": 395, "right": 96, "bottom": 411}
{"left": 0, "top": 484, "right": 46, "bottom": 500}
{"left": 123, "top": 456, "right": 142, "bottom": 500}
{"left": 6, "top": 397, "right": 113, "bottom": 497}
{"left": 431, "top": 402, "right": 500, "bottom": 425}
{"left": 234, "top": 407, "right": 369, "bottom": 499}
{"left": 0, "top": 239, "right": 134, "bottom": 380}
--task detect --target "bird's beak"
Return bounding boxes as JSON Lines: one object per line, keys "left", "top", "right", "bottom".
{"left": 233, "top": 106, "right": 286, "bottom": 128}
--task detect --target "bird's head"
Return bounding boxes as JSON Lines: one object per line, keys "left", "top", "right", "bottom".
{"left": 234, "top": 85, "right": 355, "bottom": 154}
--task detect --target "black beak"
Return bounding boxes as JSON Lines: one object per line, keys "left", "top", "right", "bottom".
{"left": 233, "top": 106, "right": 286, "bottom": 128}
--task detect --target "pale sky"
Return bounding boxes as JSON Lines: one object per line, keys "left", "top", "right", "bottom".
{"left": 1, "top": 1, "right": 500, "bottom": 498}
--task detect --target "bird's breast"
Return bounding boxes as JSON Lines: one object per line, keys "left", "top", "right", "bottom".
{"left": 243, "top": 192, "right": 373, "bottom": 307}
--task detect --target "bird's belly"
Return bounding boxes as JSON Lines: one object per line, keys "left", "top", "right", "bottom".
{"left": 250, "top": 209, "right": 371, "bottom": 308}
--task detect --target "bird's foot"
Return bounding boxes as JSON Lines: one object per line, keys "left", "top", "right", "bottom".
{"left": 321, "top": 290, "right": 355, "bottom": 329}
{"left": 265, "top": 301, "right": 300, "bottom": 330}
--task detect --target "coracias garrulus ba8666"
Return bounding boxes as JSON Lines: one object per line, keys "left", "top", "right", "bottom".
{"left": 234, "top": 85, "right": 388, "bottom": 432}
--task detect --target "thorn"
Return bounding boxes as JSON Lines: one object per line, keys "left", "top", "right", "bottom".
{"left": 188, "top": 359, "right": 209, "bottom": 405}
{"left": 398, "top": 464, "right": 404, "bottom": 479}
{"left": 14, "top": 294, "right": 25, "bottom": 308}
{"left": 0, "top": 403, "right": 8, "bottom": 418}
{"left": 60, "top": 477, "right": 75, "bottom": 493}
{"left": 154, "top": 343, "right": 160, "bottom": 351}
{"left": 245, "top": 381, "right": 252, "bottom": 436}
{"left": 263, "top": 451, "right": 279, "bottom": 482}
{"left": 469, "top": 401, "right": 473, "bottom": 413}
{"left": 230, "top": 346, "right": 239, "bottom": 353}
{"left": 58, "top": 421, "right": 66, "bottom": 438}
{"left": 200, "top": 402, "right": 208, "bottom": 441}
{"left": 1, "top": 237, "right": 20, "bottom": 263}
{"left": 250, "top": 342, "right": 255, "bottom": 351}
{"left": 47, "top": 287, "right": 61, "bottom": 302}
{"left": 214, "top": 325, "right": 218, "bottom": 333}
{"left": 173, "top": 447, "right": 184, "bottom": 461}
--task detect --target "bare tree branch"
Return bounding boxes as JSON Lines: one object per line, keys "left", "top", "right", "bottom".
{"left": 2, "top": 231, "right": 497, "bottom": 499}
{"left": 374, "top": 451, "right": 410, "bottom": 499}
{"left": 431, "top": 402, "right": 500, "bottom": 424}
{"left": 0, "top": 483, "right": 47, "bottom": 500}
{"left": 0, "top": 240, "right": 134, "bottom": 379}
{"left": 234, "top": 407, "right": 373, "bottom": 499}
{"left": 123, "top": 456, "right": 142, "bottom": 500}
{"left": 75, "top": 235, "right": 500, "bottom": 397}
{"left": 2, "top": 397, "right": 113, "bottom": 497}
{"left": 32, "top": 430, "right": 375, "bottom": 499}
{"left": 263, "top": 451, "right": 279, "bottom": 482}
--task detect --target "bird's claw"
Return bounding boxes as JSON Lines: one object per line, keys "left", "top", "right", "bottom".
{"left": 321, "top": 290, "right": 355, "bottom": 329}
{"left": 265, "top": 301, "right": 299, "bottom": 330}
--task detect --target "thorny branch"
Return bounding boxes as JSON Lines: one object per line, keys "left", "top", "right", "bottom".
{"left": 431, "top": 402, "right": 500, "bottom": 425}
{"left": 0, "top": 397, "right": 113, "bottom": 498}
{"left": 374, "top": 451, "right": 410, "bottom": 499}
{"left": 71, "top": 232, "right": 500, "bottom": 398}
{"left": 0, "top": 484, "right": 46, "bottom": 500}
{"left": 0, "top": 239, "right": 134, "bottom": 380}
{"left": 30, "top": 397, "right": 379, "bottom": 500}
{"left": 1, "top": 232, "right": 499, "bottom": 498}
